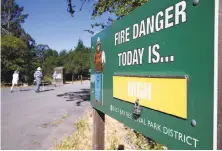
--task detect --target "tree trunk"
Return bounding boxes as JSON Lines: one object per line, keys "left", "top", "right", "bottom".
{"left": 7, "top": 0, "right": 11, "bottom": 31}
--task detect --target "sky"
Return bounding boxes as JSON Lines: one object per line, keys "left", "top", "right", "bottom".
{"left": 16, "top": 0, "right": 115, "bottom": 52}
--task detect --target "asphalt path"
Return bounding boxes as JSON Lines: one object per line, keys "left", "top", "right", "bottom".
{"left": 1, "top": 81, "right": 91, "bottom": 149}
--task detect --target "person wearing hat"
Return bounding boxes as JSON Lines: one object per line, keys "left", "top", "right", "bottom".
{"left": 34, "top": 67, "right": 43, "bottom": 92}
{"left": 93, "top": 37, "right": 106, "bottom": 105}
{"left": 11, "top": 70, "right": 20, "bottom": 92}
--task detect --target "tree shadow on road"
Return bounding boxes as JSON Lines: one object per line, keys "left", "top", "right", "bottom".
{"left": 19, "top": 89, "right": 33, "bottom": 92}
{"left": 38, "top": 89, "right": 55, "bottom": 93}
{"left": 57, "top": 89, "right": 90, "bottom": 106}
{"left": 12, "top": 88, "right": 54, "bottom": 92}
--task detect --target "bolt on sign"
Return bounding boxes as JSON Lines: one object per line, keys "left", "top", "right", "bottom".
{"left": 90, "top": 0, "right": 222, "bottom": 149}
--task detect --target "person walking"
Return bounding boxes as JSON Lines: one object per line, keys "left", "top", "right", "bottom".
{"left": 52, "top": 71, "right": 57, "bottom": 87}
{"left": 11, "top": 70, "right": 20, "bottom": 92}
{"left": 80, "top": 74, "right": 83, "bottom": 84}
{"left": 34, "top": 67, "right": 43, "bottom": 93}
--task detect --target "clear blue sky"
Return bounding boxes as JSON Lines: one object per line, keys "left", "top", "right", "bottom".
{"left": 16, "top": 0, "right": 115, "bottom": 52}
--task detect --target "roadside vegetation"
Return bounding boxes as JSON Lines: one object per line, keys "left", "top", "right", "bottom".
{"left": 54, "top": 110, "right": 166, "bottom": 150}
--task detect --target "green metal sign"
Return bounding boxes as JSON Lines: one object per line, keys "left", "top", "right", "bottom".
{"left": 90, "top": 0, "right": 220, "bottom": 149}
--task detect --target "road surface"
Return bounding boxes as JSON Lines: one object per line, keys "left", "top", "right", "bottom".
{"left": 1, "top": 81, "right": 91, "bottom": 149}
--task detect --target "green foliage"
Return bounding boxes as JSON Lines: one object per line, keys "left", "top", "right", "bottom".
{"left": 90, "top": 0, "right": 149, "bottom": 20}
{"left": 75, "top": 39, "right": 85, "bottom": 51}
{"left": 1, "top": 0, "right": 38, "bottom": 83}
{"left": 1, "top": 0, "right": 33, "bottom": 47}
{"left": 63, "top": 39, "right": 90, "bottom": 78}
{"left": 69, "top": 0, "right": 149, "bottom": 34}
{"left": 43, "top": 49, "right": 58, "bottom": 58}
{"left": 1, "top": 0, "right": 29, "bottom": 33}
{"left": 1, "top": 35, "right": 27, "bottom": 76}
{"left": 1, "top": 34, "right": 27, "bottom": 50}
{"left": 1, "top": 35, "right": 39, "bottom": 83}
{"left": 57, "top": 50, "right": 68, "bottom": 66}
{"left": 1, "top": 1, "right": 90, "bottom": 84}
{"left": 1, "top": 37, "right": 90, "bottom": 83}
{"left": 22, "top": 48, "right": 40, "bottom": 83}
{"left": 42, "top": 55, "right": 58, "bottom": 81}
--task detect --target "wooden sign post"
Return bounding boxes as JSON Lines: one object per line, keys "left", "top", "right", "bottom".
{"left": 92, "top": 108, "right": 105, "bottom": 150}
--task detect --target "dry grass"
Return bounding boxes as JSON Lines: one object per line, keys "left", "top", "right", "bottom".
{"left": 54, "top": 110, "right": 166, "bottom": 150}
{"left": 53, "top": 112, "right": 92, "bottom": 150}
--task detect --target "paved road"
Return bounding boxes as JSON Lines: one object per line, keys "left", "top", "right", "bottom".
{"left": 1, "top": 81, "right": 91, "bottom": 150}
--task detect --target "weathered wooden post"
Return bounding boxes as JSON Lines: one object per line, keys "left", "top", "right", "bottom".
{"left": 92, "top": 108, "right": 105, "bottom": 150}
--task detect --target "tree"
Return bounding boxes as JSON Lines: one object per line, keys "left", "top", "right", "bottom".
{"left": 35, "top": 44, "right": 51, "bottom": 64}
{"left": 42, "top": 56, "right": 58, "bottom": 82}
{"left": 22, "top": 48, "right": 40, "bottom": 83}
{"left": 91, "top": 0, "right": 148, "bottom": 20}
{"left": 75, "top": 39, "right": 85, "bottom": 51}
{"left": 57, "top": 50, "right": 68, "bottom": 66}
{"left": 1, "top": 34, "right": 28, "bottom": 82}
{"left": 1, "top": 0, "right": 29, "bottom": 35}
{"left": 1, "top": 0, "right": 58, "bottom": 84}
{"left": 63, "top": 40, "right": 90, "bottom": 81}
{"left": 43, "top": 49, "right": 59, "bottom": 59}
{"left": 19, "top": 29, "right": 36, "bottom": 49}
{"left": 67, "top": 0, "right": 149, "bottom": 33}
{"left": 1, "top": 0, "right": 35, "bottom": 48}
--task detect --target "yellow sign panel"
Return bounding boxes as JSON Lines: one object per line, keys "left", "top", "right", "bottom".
{"left": 113, "top": 76, "right": 187, "bottom": 119}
